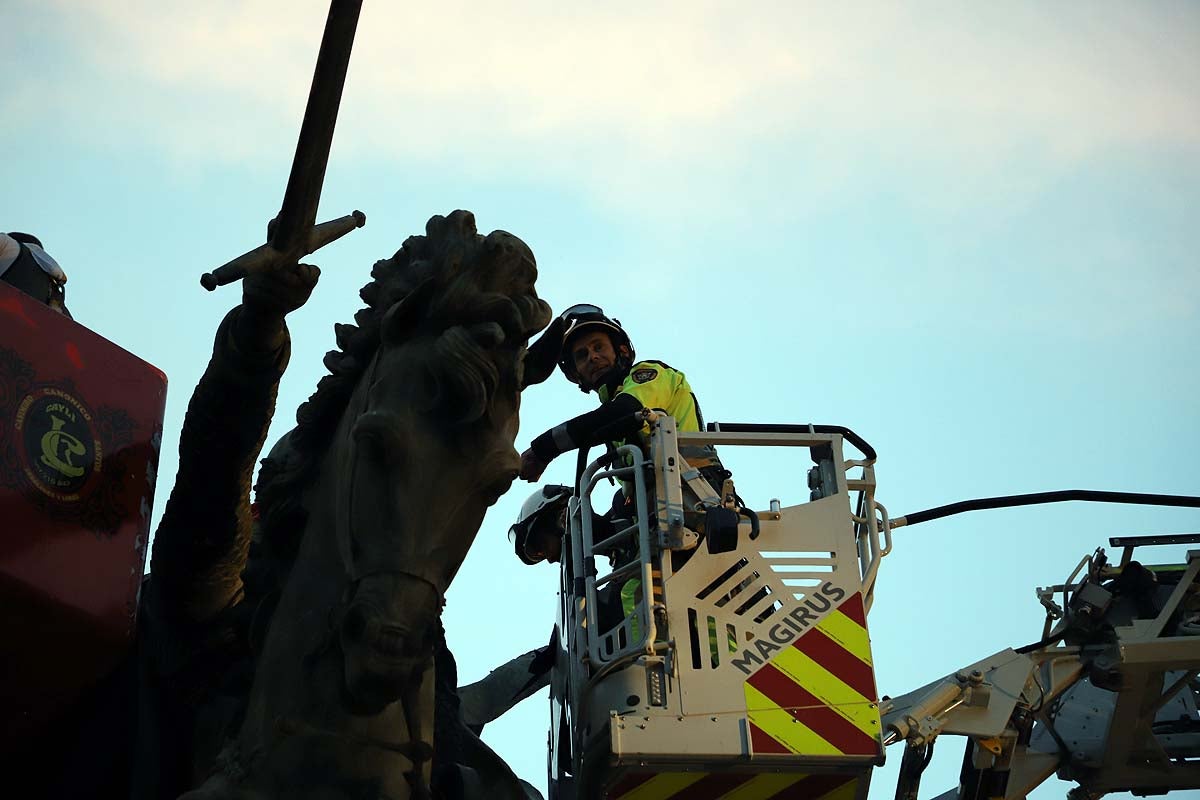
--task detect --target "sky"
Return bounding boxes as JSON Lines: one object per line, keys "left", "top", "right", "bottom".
{"left": 3, "top": 1, "right": 1198, "bottom": 796}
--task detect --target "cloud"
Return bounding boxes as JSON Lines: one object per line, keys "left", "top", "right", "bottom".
{"left": 13, "top": 1, "right": 1197, "bottom": 167}
{"left": 5, "top": 0, "right": 1199, "bottom": 300}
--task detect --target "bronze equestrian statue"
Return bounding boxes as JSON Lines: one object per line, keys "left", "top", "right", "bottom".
{"left": 137, "top": 210, "right": 552, "bottom": 799}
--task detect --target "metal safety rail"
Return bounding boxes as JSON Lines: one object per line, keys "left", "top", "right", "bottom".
{"left": 571, "top": 444, "right": 660, "bottom": 670}
{"left": 567, "top": 419, "right": 890, "bottom": 679}
{"left": 687, "top": 422, "right": 889, "bottom": 606}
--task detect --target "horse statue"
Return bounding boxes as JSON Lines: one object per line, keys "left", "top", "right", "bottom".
{"left": 167, "top": 210, "right": 552, "bottom": 799}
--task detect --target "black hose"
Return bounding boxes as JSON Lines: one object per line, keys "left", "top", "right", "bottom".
{"left": 898, "top": 490, "right": 1200, "bottom": 528}
{"left": 741, "top": 504, "right": 761, "bottom": 541}
{"left": 574, "top": 446, "right": 589, "bottom": 484}
{"left": 920, "top": 737, "right": 936, "bottom": 772}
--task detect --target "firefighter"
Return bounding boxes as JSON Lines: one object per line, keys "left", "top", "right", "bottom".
{"left": 508, "top": 484, "right": 572, "bottom": 565}
{"left": 518, "top": 304, "right": 728, "bottom": 644}
{"left": 518, "top": 303, "right": 721, "bottom": 487}
{"left": 0, "top": 231, "right": 70, "bottom": 316}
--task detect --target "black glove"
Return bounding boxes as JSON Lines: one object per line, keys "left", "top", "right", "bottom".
{"left": 521, "top": 315, "right": 565, "bottom": 388}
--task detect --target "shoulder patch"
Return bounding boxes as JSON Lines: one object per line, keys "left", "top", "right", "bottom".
{"left": 632, "top": 367, "right": 658, "bottom": 384}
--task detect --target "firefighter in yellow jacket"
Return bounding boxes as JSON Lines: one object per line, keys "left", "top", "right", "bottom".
{"left": 519, "top": 304, "right": 727, "bottom": 643}
{"left": 518, "top": 303, "right": 719, "bottom": 484}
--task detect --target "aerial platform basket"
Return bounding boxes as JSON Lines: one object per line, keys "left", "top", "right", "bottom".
{"left": 552, "top": 418, "right": 891, "bottom": 800}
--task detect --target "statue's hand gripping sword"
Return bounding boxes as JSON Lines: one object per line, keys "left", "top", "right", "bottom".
{"left": 201, "top": 0, "right": 365, "bottom": 291}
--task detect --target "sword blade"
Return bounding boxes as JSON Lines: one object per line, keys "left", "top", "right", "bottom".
{"left": 271, "top": 0, "right": 364, "bottom": 256}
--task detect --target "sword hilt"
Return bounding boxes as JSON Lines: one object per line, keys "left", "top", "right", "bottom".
{"left": 200, "top": 210, "right": 366, "bottom": 291}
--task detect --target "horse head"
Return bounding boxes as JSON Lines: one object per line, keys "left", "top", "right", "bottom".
{"left": 327, "top": 211, "right": 550, "bottom": 711}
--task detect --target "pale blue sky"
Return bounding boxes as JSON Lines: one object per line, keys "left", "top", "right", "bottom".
{"left": 3, "top": 1, "right": 1198, "bottom": 796}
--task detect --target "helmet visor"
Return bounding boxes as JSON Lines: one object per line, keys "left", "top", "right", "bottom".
{"left": 508, "top": 520, "right": 545, "bottom": 565}
{"left": 558, "top": 303, "right": 604, "bottom": 323}
{"left": 559, "top": 303, "right": 604, "bottom": 319}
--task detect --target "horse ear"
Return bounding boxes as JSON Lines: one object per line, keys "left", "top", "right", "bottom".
{"left": 381, "top": 277, "right": 438, "bottom": 343}
{"left": 521, "top": 315, "right": 565, "bottom": 389}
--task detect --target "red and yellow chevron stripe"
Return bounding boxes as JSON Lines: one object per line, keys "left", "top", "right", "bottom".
{"left": 606, "top": 770, "right": 861, "bottom": 800}
{"left": 744, "top": 593, "right": 881, "bottom": 758}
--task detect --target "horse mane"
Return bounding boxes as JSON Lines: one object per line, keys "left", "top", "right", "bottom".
{"left": 248, "top": 209, "right": 537, "bottom": 591}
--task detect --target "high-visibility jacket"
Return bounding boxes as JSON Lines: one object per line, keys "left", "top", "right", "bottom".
{"left": 621, "top": 576, "right": 736, "bottom": 657}
{"left": 598, "top": 361, "right": 719, "bottom": 497}
{"left": 528, "top": 359, "right": 719, "bottom": 474}
{"left": 597, "top": 360, "right": 702, "bottom": 436}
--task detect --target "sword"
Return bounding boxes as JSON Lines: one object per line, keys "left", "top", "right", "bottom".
{"left": 201, "top": 0, "right": 366, "bottom": 291}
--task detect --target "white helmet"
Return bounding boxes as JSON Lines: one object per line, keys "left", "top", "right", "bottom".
{"left": 508, "top": 484, "right": 572, "bottom": 564}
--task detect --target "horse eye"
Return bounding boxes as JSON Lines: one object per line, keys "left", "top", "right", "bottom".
{"left": 352, "top": 413, "right": 405, "bottom": 464}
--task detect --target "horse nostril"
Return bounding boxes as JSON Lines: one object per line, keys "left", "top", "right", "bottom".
{"left": 376, "top": 628, "right": 405, "bottom": 656}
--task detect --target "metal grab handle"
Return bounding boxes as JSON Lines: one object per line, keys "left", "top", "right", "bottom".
{"left": 706, "top": 421, "right": 877, "bottom": 461}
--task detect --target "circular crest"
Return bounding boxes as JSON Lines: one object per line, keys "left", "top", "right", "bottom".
{"left": 14, "top": 386, "right": 103, "bottom": 502}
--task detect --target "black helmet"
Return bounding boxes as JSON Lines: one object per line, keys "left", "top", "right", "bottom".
{"left": 555, "top": 304, "right": 635, "bottom": 390}
{"left": 508, "top": 484, "right": 572, "bottom": 565}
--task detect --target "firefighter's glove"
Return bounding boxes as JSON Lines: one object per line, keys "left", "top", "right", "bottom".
{"left": 521, "top": 315, "right": 565, "bottom": 388}
{"left": 519, "top": 448, "right": 549, "bottom": 482}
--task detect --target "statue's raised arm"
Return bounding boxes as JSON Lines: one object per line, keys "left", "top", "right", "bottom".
{"left": 148, "top": 259, "right": 319, "bottom": 625}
